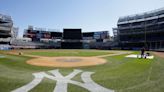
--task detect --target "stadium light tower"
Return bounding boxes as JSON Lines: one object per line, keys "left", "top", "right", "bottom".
{"left": 144, "top": 19, "right": 148, "bottom": 50}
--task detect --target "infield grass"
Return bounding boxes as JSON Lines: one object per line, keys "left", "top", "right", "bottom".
{"left": 23, "top": 49, "right": 112, "bottom": 57}
{"left": 0, "top": 50, "right": 163, "bottom": 92}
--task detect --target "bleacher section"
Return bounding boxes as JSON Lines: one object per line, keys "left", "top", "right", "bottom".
{"left": 11, "top": 39, "right": 46, "bottom": 49}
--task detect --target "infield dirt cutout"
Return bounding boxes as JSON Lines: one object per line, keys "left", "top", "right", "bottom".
{"left": 27, "top": 56, "right": 107, "bottom": 67}
{"left": 8, "top": 50, "right": 131, "bottom": 67}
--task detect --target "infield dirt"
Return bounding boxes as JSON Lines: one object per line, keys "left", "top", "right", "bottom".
{"left": 8, "top": 50, "right": 131, "bottom": 67}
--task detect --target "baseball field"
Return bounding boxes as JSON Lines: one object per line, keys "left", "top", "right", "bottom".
{"left": 0, "top": 49, "right": 164, "bottom": 92}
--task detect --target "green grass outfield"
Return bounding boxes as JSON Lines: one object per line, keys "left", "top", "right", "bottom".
{"left": 0, "top": 50, "right": 164, "bottom": 92}
{"left": 24, "top": 49, "right": 113, "bottom": 57}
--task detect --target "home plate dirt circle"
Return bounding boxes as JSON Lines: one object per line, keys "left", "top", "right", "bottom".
{"left": 27, "top": 57, "right": 107, "bottom": 67}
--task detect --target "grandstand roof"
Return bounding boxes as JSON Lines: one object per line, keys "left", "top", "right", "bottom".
{"left": 118, "top": 7, "right": 164, "bottom": 22}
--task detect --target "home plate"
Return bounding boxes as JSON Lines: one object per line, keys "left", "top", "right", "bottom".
{"left": 125, "top": 54, "right": 154, "bottom": 59}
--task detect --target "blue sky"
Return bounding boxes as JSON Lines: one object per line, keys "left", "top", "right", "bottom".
{"left": 0, "top": 0, "right": 164, "bottom": 37}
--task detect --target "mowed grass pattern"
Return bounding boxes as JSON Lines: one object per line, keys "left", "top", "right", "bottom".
{"left": 24, "top": 50, "right": 112, "bottom": 57}
{"left": 0, "top": 50, "right": 164, "bottom": 92}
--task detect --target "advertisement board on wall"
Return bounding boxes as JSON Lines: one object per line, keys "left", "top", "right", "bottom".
{"left": 94, "top": 31, "right": 109, "bottom": 39}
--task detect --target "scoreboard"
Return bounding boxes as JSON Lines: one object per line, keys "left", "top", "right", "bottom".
{"left": 62, "top": 29, "right": 82, "bottom": 49}
{"left": 63, "top": 29, "right": 82, "bottom": 40}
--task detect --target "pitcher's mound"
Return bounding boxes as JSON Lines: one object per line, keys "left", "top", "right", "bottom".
{"left": 27, "top": 57, "right": 107, "bottom": 67}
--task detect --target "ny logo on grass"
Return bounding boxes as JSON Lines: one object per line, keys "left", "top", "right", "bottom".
{"left": 12, "top": 69, "right": 114, "bottom": 92}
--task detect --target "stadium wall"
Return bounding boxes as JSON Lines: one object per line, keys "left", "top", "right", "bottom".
{"left": 0, "top": 14, "right": 13, "bottom": 50}
{"left": 116, "top": 7, "right": 164, "bottom": 50}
